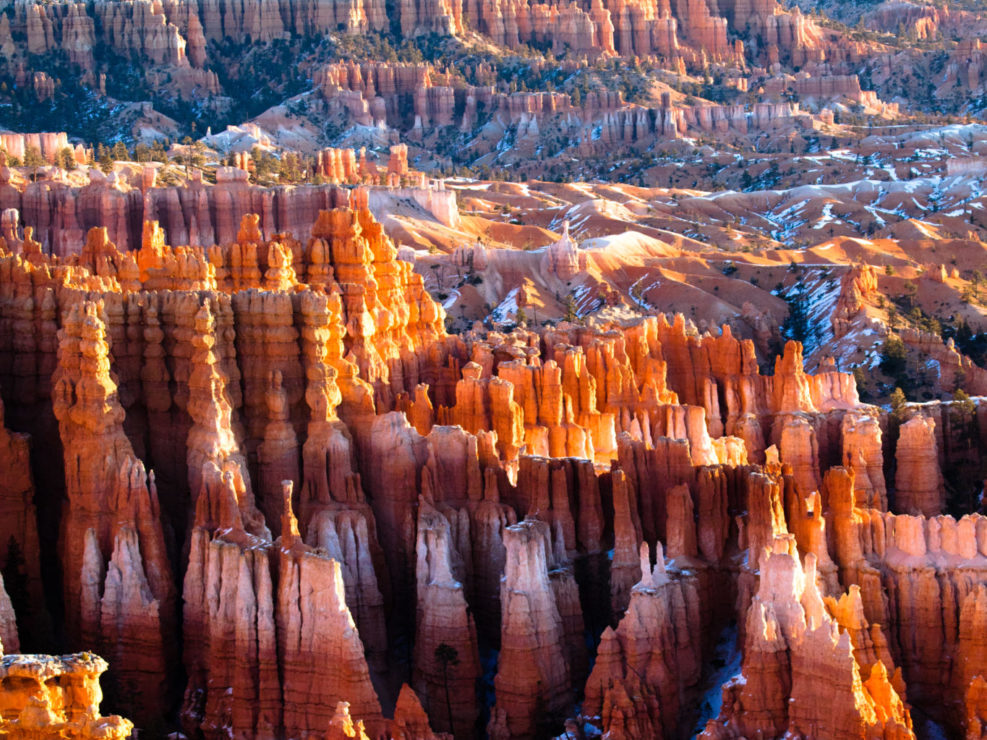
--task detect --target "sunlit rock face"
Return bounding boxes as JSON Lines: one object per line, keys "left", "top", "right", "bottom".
{"left": 2, "top": 179, "right": 987, "bottom": 740}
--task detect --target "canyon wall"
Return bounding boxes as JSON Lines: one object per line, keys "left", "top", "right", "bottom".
{"left": 1, "top": 192, "right": 986, "bottom": 738}
{"left": 0, "top": 0, "right": 832, "bottom": 70}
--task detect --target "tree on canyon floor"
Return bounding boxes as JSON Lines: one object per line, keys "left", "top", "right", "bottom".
{"left": 434, "top": 642, "right": 459, "bottom": 733}
{"left": 781, "top": 277, "right": 817, "bottom": 348}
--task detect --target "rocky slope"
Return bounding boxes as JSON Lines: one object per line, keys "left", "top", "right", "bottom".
{"left": 0, "top": 0, "right": 946, "bottom": 182}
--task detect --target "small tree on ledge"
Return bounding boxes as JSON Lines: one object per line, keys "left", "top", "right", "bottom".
{"left": 890, "top": 387, "right": 907, "bottom": 422}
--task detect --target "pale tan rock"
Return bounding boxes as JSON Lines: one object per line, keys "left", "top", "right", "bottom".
{"left": 488, "top": 518, "right": 573, "bottom": 739}
{"left": 412, "top": 500, "right": 480, "bottom": 737}
{"left": 0, "top": 571, "right": 17, "bottom": 654}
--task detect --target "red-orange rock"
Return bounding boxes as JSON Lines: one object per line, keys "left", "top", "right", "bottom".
{"left": 185, "top": 298, "right": 268, "bottom": 538}
{"left": 0, "top": 392, "right": 43, "bottom": 644}
{"left": 841, "top": 411, "right": 887, "bottom": 510}
{"left": 702, "top": 535, "right": 913, "bottom": 739}
{"left": 52, "top": 300, "right": 175, "bottom": 721}
{"left": 389, "top": 684, "right": 449, "bottom": 740}
{"left": 278, "top": 488, "right": 385, "bottom": 739}
{"left": 584, "top": 542, "right": 702, "bottom": 738}
{"left": 0, "top": 653, "right": 133, "bottom": 740}
{"left": 894, "top": 415, "right": 945, "bottom": 516}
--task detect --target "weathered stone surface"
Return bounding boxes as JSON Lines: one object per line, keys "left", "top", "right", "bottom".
{"left": 894, "top": 415, "right": 945, "bottom": 517}
{"left": 3, "top": 190, "right": 984, "bottom": 740}
{"left": 412, "top": 500, "right": 480, "bottom": 738}
{"left": 702, "top": 535, "right": 913, "bottom": 739}
{"left": 0, "top": 653, "right": 133, "bottom": 740}
{"left": 488, "top": 518, "right": 574, "bottom": 740}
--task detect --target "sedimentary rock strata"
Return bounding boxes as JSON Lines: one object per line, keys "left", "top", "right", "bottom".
{"left": 1, "top": 188, "right": 987, "bottom": 740}
{"left": 0, "top": 643, "right": 133, "bottom": 740}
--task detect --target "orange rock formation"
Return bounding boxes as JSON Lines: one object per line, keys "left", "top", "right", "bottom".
{"left": 1, "top": 197, "right": 986, "bottom": 739}
{"left": 0, "top": 652, "right": 133, "bottom": 740}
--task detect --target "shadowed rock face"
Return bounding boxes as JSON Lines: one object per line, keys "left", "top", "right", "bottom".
{"left": 2, "top": 191, "right": 987, "bottom": 740}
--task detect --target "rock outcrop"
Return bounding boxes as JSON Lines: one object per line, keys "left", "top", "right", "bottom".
{"left": 0, "top": 393, "right": 43, "bottom": 646}
{"left": 53, "top": 300, "right": 175, "bottom": 721}
{"left": 894, "top": 415, "right": 945, "bottom": 517}
{"left": 488, "top": 518, "right": 574, "bottom": 740}
{"left": 0, "top": 653, "right": 133, "bottom": 740}
{"left": 412, "top": 499, "right": 480, "bottom": 738}
{"left": 702, "top": 535, "right": 913, "bottom": 739}
{"left": 584, "top": 543, "right": 702, "bottom": 739}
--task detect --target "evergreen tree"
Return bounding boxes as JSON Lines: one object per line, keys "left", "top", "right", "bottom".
{"left": 953, "top": 388, "right": 976, "bottom": 417}
{"left": 890, "top": 387, "right": 907, "bottom": 422}
{"left": 179, "top": 136, "right": 195, "bottom": 178}
{"left": 150, "top": 140, "right": 168, "bottom": 163}
{"left": 563, "top": 294, "right": 578, "bottom": 323}
{"left": 781, "top": 278, "right": 814, "bottom": 348}
{"left": 56, "top": 147, "right": 76, "bottom": 170}
{"left": 190, "top": 140, "right": 206, "bottom": 168}
{"left": 23, "top": 146, "right": 43, "bottom": 181}
{"left": 97, "top": 143, "right": 114, "bottom": 173}
{"left": 879, "top": 335, "right": 908, "bottom": 380}
{"left": 434, "top": 643, "right": 459, "bottom": 733}
{"left": 23, "top": 146, "right": 43, "bottom": 168}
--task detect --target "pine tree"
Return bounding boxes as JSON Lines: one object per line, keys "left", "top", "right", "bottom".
{"left": 180, "top": 136, "right": 195, "bottom": 178}
{"left": 434, "top": 643, "right": 459, "bottom": 733}
{"left": 23, "top": 146, "right": 43, "bottom": 168}
{"left": 191, "top": 140, "right": 206, "bottom": 168}
{"left": 953, "top": 388, "right": 975, "bottom": 417}
{"left": 56, "top": 147, "right": 76, "bottom": 170}
{"left": 890, "top": 387, "right": 907, "bottom": 422}
{"left": 24, "top": 146, "right": 43, "bottom": 182}
{"left": 97, "top": 143, "right": 114, "bottom": 173}
{"left": 880, "top": 335, "right": 908, "bottom": 381}
{"left": 563, "top": 294, "right": 578, "bottom": 323}
{"left": 150, "top": 140, "right": 168, "bottom": 163}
